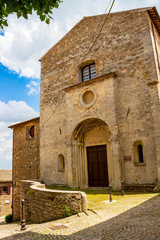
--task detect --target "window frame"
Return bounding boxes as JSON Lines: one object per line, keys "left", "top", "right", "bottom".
{"left": 82, "top": 63, "right": 96, "bottom": 82}
{"left": 0, "top": 186, "right": 10, "bottom": 195}
{"left": 29, "top": 125, "right": 34, "bottom": 138}
{"left": 134, "top": 141, "right": 145, "bottom": 166}
{"left": 58, "top": 154, "right": 65, "bottom": 172}
{"left": 26, "top": 125, "right": 35, "bottom": 140}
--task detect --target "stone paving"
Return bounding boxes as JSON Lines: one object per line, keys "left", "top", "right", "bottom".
{"left": 0, "top": 193, "right": 160, "bottom": 240}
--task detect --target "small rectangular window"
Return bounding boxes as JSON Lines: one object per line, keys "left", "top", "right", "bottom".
{"left": 0, "top": 186, "right": 10, "bottom": 195}
{"left": 2, "top": 187, "right": 8, "bottom": 194}
{"left": 82, "top": 63, "right": 96, "bottom": 82}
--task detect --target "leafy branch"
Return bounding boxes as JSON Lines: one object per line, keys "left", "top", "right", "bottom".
{"left": 0, "top": 0, "right": 62, "bottom": 29}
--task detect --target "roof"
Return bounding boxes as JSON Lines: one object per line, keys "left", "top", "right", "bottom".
{"left": 0, "top": 170, "right": 12, "bottom": 182}
{"left": 8, "top": 117, "right": 40, "bottom": 129}
{"left": 40, "top": 7, "right": 160, "bottom": 61}
{"left": 148, "top": 7, "right": 160, "bottom": 35}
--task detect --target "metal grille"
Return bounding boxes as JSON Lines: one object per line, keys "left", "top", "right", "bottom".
{"left": 82, "top": 64, "right": 96, "bottom": 82}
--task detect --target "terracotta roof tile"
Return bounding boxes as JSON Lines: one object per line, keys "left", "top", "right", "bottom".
{"left": 0, "top": 170, "right": 12, "bottom": 182}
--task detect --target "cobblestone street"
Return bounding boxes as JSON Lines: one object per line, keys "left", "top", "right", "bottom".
{"left": 0, "top": 193, "right": 160, "bottom": 240}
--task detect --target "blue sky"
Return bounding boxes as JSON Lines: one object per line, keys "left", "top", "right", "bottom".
{"left": 0, "top": 63, "right": 40, "bottom": 112}
{"left": 0, "top": 0, "right": 160, "bottom": 169}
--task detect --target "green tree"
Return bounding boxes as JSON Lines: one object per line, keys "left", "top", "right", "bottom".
{"left": 0, "top": 0, "right": 62, "bottom": 29}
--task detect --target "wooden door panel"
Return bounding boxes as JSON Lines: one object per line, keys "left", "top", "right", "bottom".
{"left": 91, "top": 162, "right": 99, "bottom": 185}
{"left": 98, "top": 150, "right": 107, "bottom": 163}
{"left": 97, "top": 145, "right": 106, "bottom": 151}
{"left": 98, "top": 162, "right": 106, "bottom": 183}
{"left": 87, "top": 145, "right": 108, "bottom": 187}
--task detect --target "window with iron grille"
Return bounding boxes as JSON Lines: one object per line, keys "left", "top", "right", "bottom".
{"left": 82, "top": 63, "right": 96, "bottom": 82}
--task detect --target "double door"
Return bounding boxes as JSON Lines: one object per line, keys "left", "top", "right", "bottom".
{"left": 87, "top": 145, "right": 109, "bottom": 187}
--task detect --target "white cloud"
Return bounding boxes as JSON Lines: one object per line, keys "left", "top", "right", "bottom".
{"left": 0, "top": 121, "right": 13, "bottom": 169}
{"left": 0, "top": 134, "right": 12, "bottom": 169}
{"left": 0, "top": 0, "right": 159, "bottom": 79}
{"left": 0, "top": 100, "right": 39, "bottom": 169}
{"left": 0, "top": 100, "right": 39, "bottom": 122}
{"left": 112, "top": 0, "right": 160, "bottom": 12}
{"left": 26, "top": 80, "right": 40, "bottom": 95}
{"left": 0, "top": 13, "right": 63, "bottom": 79}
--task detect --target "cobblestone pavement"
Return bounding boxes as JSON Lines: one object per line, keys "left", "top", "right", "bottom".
{"left": 0, "top": 193, "right": 160, "bottom": 240}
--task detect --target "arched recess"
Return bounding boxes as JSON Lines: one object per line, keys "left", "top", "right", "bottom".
{"left": 71, "top": 118, "right": 111, "bottom": 188}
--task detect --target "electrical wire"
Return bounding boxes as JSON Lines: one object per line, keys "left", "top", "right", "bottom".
{"left": 81, "top": 0, "right": 116, "bottom": 63}
{"left": 42, "top": 0, "right": 116, "bottom": 127}
{"left": 104, "top": 0, "right": 114, "bottom": 14}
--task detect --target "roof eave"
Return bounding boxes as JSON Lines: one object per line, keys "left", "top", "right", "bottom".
{"left": 8, "top": 117, "right": 40, "bottom": 129}
{"left": 148, "top": 7, "right": 160, "bottom": 36}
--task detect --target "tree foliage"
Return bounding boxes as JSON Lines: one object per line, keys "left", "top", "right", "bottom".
{"left": 0, "top": 0, "right": 62, "bottom": 29}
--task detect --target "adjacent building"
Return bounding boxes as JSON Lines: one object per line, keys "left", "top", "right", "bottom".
{"left": 9, "top": 117, "right": 40, "bottom": 221}
{"left": 0, "top": 170, "right": 12, "bottom": 217}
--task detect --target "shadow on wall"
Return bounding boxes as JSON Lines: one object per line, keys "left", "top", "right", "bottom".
{"left": 2, "top": 194, "right": 160, "bottom": 240}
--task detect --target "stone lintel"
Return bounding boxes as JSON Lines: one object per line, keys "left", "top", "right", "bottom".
{"left": 63, "top": 72, "right": 117, "bottom": 93}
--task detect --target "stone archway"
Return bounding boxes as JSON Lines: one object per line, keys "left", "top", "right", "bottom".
{"left": 71, "top": 118, "right": 111, "bottom": 188}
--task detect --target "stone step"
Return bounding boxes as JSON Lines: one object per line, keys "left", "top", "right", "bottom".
{"left": 123, "top": 184, "right": 155, "bottom": 192}
{"left": 77, "top": 209, "right": 98, "bottom": 217}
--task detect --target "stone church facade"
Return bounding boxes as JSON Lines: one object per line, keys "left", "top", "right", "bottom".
{"left": 10, "top": 6, "right": 160, "bottom": 219}
{"left": 40, "top": 6, "right": 160, "bottom": 190}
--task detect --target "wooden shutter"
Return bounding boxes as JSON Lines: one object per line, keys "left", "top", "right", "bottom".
{"left": 7, "top": 187, "right": 10, "bottom": 195}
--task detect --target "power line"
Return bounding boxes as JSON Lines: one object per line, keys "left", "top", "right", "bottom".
{"left": 104, "top": 0, "right": 114, "bottom": 14}
{"left": 42, "top": 0, "right": 116, "bottom": 127}
{"left": 81, "top": 0, "right": 116, "bottom": 63}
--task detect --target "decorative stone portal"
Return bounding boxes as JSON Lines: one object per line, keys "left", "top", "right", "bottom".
{"left": 72, "top": 118, "right": 111, "bottom": 188}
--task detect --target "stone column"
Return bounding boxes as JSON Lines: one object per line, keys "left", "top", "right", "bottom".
{"left": 111, "top": 139, "right": 121, "bottom": 190}
{"left": 111, "top": 76, "right": 122, "bottom": 190}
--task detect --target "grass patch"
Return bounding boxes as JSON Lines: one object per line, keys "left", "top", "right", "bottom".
{"left": 46, "top": 185, "right": 157, "bottom": 210}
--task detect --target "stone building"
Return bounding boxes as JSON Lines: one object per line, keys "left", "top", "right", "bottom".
{"left": 9, "top": 117, "right": 40, "bottom": 221}
{"left": 0, "top": 170, "right": 12, "bottom": 217}
{"left": 10, "top": 7, "right": 160, "bottom": 219}
{"left": 40, "top": 7, "right": 160, "bottom": 190}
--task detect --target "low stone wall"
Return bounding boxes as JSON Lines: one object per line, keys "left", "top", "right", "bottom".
{"left": 20, "top": 180, "right": 88, "bottom": 223}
